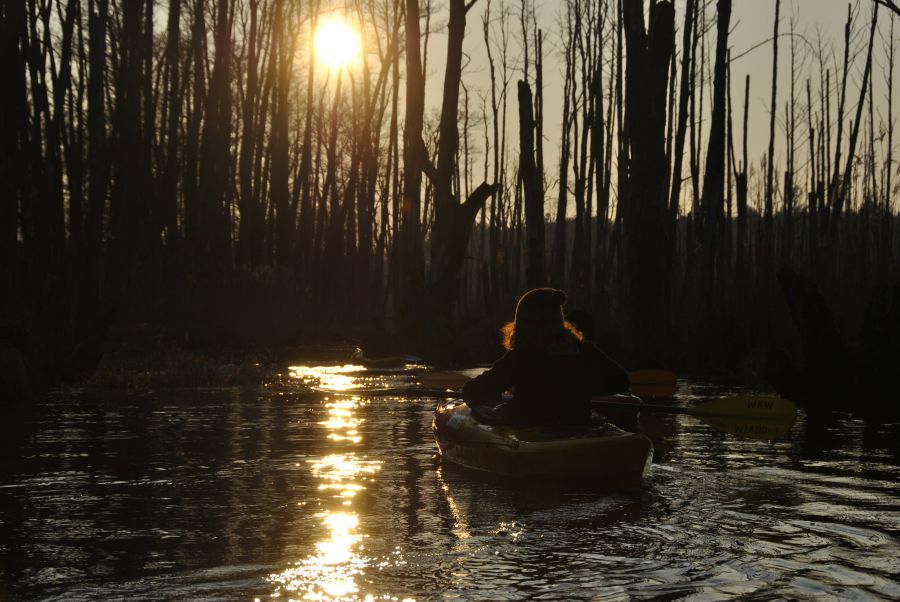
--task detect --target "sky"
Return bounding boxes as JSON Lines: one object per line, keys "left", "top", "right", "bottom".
{"left": 414, "top": 0, "right": 896, "bottom": 206}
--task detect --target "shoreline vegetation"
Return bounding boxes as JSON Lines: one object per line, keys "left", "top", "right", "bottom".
{"left": 3, "top": 1, "right": 899, "bottom": 407}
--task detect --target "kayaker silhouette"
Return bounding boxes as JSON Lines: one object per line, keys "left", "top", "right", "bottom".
{"left": 462, "top": 288, "right": 629, "bottom": 425}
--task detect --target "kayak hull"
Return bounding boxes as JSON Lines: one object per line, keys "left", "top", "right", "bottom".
{"left": 358, "top": 355, "right": 407, "bottom": 369}
{"left": 432, "top": 399, "right": 652, "bottom": 488}
{"left": 351, "top": 348, "right": 423, "bottom": 369}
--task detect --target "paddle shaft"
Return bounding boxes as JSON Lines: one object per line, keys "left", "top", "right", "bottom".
{"left": 591, "top": 399, "right": 691, "bottom": 414}
{"left": 327, "top": 389, "right": 683, "bottom": 411}
{"left": 418, "top": 369, "right": 678, "bottom": 399}
{"left": 319, "top": 385, "right": 795, "bottom": 422}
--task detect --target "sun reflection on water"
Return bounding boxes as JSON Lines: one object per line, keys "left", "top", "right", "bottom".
{"left": 269, "top": 370, "right": 389, "bottom": 601}
{"left": 320, "top": 399, "right": 363, "bottom": 443}
{"left": 289, "top": 364, "right": 367, "bottom": 392}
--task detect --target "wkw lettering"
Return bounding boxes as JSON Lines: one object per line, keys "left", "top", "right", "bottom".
{"left": 746, "top": 399, "right": 774, "bottom": 410}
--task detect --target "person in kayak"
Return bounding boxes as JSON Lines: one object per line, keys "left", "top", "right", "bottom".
{"left": 461, "top": 288, "right": 629, "bottom": 425}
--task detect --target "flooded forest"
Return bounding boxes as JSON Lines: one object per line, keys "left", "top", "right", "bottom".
{"left": 3, "top": 0, "right": 900, "bottom": 386}
{"left": 3, "top": 2, "right": 900, "bottom": 599}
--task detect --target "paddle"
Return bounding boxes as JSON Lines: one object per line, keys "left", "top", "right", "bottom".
{"left": 590, "top": 395, "right": 797, "bottom": 421}
{"left": 315, "top": 386, "right": 797, "bottom": 440}
{"left": 416, "top": 370, "right": 476, "bottom": 390}
{"left": 417, "top": 368, "right": 678, "bottom": 399}
{"left": 320, "top": 386, "right": 795, "bottom": 421}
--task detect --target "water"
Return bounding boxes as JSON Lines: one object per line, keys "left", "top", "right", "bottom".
{"left": 1, "top": 365, "right": 898, "bottom": 601}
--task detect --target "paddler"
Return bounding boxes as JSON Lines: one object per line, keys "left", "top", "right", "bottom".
{"left": 462, "top": 288, "right": 629, "bottom": 425}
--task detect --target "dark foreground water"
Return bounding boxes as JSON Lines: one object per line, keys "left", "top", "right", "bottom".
{"left": 1, "top": 365, "right": 899, "bottom": 601}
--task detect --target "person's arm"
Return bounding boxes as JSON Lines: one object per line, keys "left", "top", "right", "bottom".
{"left": 587, "top": 345, "right": 630, "bottom": 395}
{"left": 461, "top": 353, "right": 515, "bottom": 406}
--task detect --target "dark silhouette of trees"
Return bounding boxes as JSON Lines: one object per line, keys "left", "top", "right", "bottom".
{"left": 1, "top": 0, "right": 897, "bottom": 381}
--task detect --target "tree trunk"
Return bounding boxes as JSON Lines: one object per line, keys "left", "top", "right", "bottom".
{"left": 831, "top": 6, "right": 879, "bottom": 237}
{"left": 183, "top": 0, "right": 207, "bottom": 262}
{"left": 237, "top": 0, "right": 263, "bottom": 266}
{"left": 518, "top": 80, "right": 544, "bottom": 289}
{"left": 424, "top": 0, "right": 499, "bottom": 355}
{"left": 110, "top": 0, "right": 152, "bottom": 297}
{"left": 270, "top": 0, "right": 292, "bottom": 265}
{"left": 399, "top": 0, "right": 426, "bottom": 334}
{"left": 764, "top": 0, "right": 781, "bottom": 256}
{"left": 0, "top": 0, "right": 30, "bottom": 303}
{"left": 83, "top": 0, "right": 109, "bottom": 306}
{"left": 699, "top": 0, "right": 731, "bottom": 279}
{"left": 621, "top": 0, "right": 675, "bottom": 367}
{"left": 197, "top": 0, "right": 234, "bottom": 275}
{"left": 668, "top": 0, "right": 696, "bottom": 216}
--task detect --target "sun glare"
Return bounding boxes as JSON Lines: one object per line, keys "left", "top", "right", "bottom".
{"left": 314, "top": 15, "right": 361, "bottom": 70}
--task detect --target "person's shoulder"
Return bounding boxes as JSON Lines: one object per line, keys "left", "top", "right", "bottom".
{"left": 489, "top": 350, "right": 518, "bottom": 367}
{"left": 579, "top": 340, "right": 603, "bottom": 354}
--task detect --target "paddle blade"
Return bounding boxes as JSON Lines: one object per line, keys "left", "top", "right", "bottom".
{"left": 313, "top": 386, "right": 457, "bottom": 398}
{"left": 629, "top": 369, "right": 677, "bottom": 399}
{"left": 418, "top": 371, "right": 471, "bottom": 390}
{"left": 690, "top": 396, "right": 797, "bottom": 420}
{"left": 699, "top": 414, "right": 796, "bottom": 441}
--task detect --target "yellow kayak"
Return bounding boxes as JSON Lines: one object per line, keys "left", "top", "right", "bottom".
{"left": 432, "top": 399, "right": 653, "bottom": 488}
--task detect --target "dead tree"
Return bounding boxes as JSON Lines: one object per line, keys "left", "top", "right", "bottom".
{"left": 197, "top": 0, "right": 235, "bottom": 275}
{"left": 0, "top": 1, "right": 30, "bottom": 302}
{"left": 422, "top": 0, "right": 500, "bottom": 351}
{"left": 735, "top": 74, "right": 750, "bottom": 281}
{"left": 553, "top": 7, "right": 575, "bottom": 288}
{"left": 398, "top": 0, "right": 427, "bottom": 335}
{"left": 621, "top": 0, "right": 675, "bottom": 366}
{"left": 84, "top": 0, "right": 110, "bottom": 305}
{"left": 699, "top": 0, "right": 732, "bottom": 279}
{"left": 518, "top": 80, "right": 543, "bottom": 288}
{"left": 831, "top": 5, "right": 879, "bottom": 236}
{"left": 829, "top": 7, "right": 852, "bottom": 227}
{"left": 237, "top": 0, "right": 264, "bottom": 266}
{"left": 110, "top": 0, "right": 153, "bottom": 295}
{"left": 270, "top": 0, "right": 292, "bottom": 265}
{"left": 668, "top": 0, "right": 696, "bottom": 217}
{"left": 764, "top": 0, "right": 781, "bottom": 252}
{"left": 160, "top": 0, "right": 183, "bottom": 251}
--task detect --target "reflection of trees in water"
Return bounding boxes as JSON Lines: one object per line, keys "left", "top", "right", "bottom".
{"left": 2, "top": 374, "right": 900, "bottom": 598}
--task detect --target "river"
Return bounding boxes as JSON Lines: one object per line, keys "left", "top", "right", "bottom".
{"left": 1, "top": 364, "right": 898, "bottom": 600}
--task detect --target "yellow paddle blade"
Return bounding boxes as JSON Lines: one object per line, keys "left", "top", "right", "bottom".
{"left": 629, "top": 369, "right": 677, "bottom": 399}
{"left": 699, "top": 414, "right": 797, "bottom": 441}
{"left": 690, "top": 395, "right": 797, "bottom": 420}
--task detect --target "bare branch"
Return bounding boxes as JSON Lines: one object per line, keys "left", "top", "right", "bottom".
{"left": 873, "top": 0, "right": 900, "bottom": 18}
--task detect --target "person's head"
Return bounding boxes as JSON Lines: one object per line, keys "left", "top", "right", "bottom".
{"left": 501, "top": 288, "right": 584, "bottom": 351}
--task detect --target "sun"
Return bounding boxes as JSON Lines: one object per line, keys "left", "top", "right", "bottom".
{"left": 314, "top": 15, "right": 361, "bottom": 70}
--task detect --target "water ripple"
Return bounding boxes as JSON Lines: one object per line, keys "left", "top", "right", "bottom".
{"left": 0, "top": 371, "right": 898, "bottom": 600}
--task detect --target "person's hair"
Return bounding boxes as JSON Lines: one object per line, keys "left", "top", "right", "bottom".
{"left": 565, "top": 309, "right": 595, "bottom": 341}
{"left": 501, "top": 319, "right": 583, "bottom": 351}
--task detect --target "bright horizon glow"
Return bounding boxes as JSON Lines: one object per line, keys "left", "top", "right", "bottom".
{"left": 313, "top": 15, "right": 361, "bottom": 71}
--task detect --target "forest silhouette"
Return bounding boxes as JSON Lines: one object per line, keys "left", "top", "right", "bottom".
{"left": 2, "top": 0, "right": 899, "bottom": 409}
